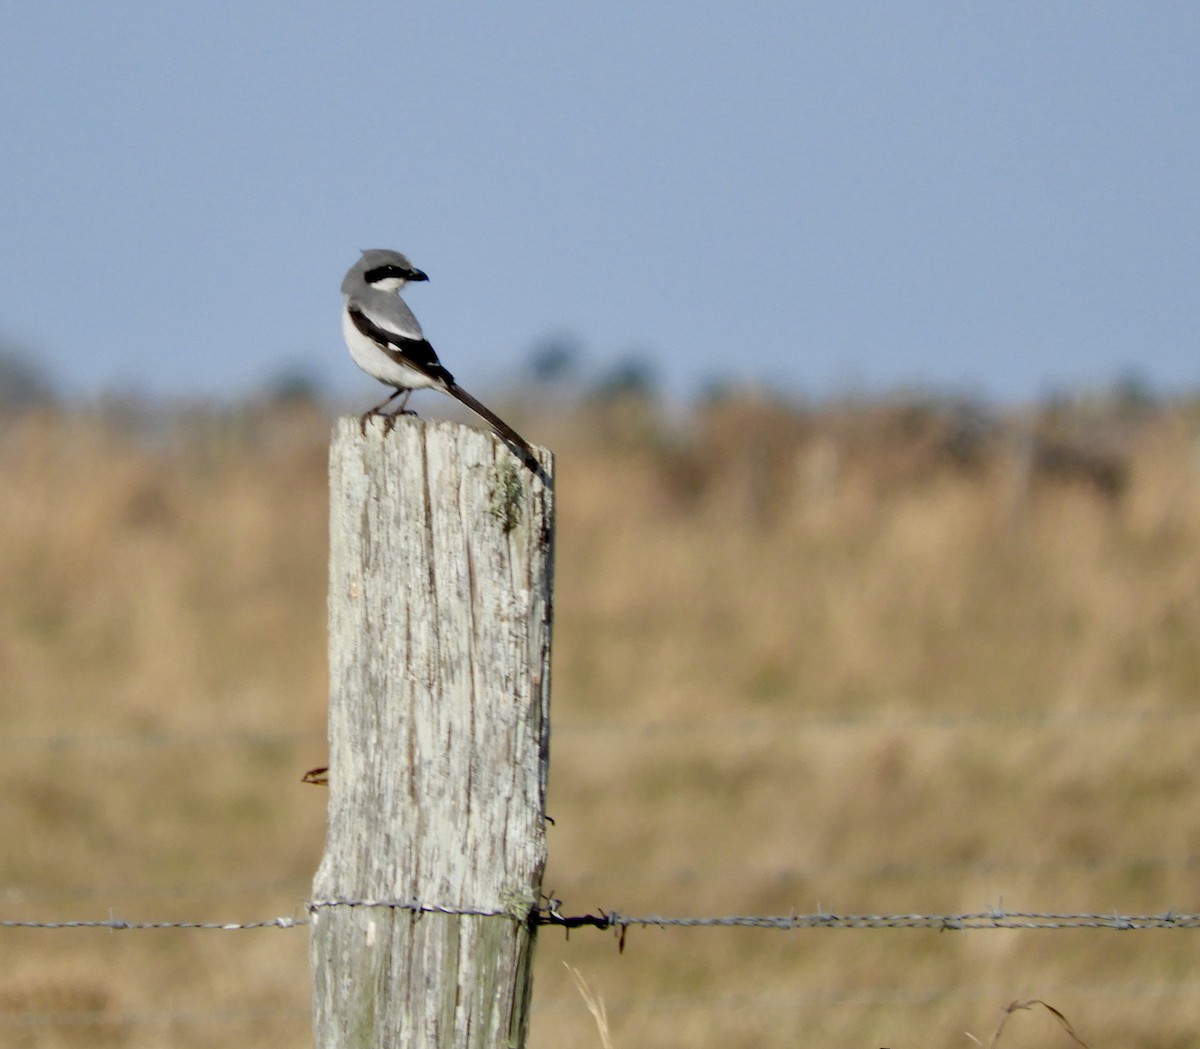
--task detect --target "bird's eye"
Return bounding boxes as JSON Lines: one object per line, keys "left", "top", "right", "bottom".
{"left": 364, "top": 264, "right": 407, "bottom": 284}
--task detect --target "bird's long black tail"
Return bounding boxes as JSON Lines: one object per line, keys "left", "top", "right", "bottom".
{"left": 446, "top": 382, "right": 540, "bottom": 472}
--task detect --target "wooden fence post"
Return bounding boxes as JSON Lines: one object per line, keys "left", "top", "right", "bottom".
{"left": 311, "top": 416, "right": 554, "bottom": 1049}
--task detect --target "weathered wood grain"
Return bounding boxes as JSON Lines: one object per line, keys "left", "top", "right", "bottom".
{"left": 312, "top": 416, "right": 553, "bottom": 1049}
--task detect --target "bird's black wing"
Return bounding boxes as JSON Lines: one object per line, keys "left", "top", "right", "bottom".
{"left": 347, "top": 304, "right": 455, "bottom": 386}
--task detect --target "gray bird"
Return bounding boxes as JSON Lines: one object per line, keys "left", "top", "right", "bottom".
{"left": 341, "top": 248, "right": 538, "bottom": 470}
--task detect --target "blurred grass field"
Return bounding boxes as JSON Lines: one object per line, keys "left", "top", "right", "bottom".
{"left": 1, "top": 392, "right": 1199, "bottom": 1048}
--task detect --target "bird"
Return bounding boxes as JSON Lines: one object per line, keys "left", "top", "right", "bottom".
{"left": 340, "top": 248, "right": 539, "bottom": 471}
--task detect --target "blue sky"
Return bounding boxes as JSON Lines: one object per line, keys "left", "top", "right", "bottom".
{"left": 1, "top": 3, "right": 1196, "bottom": 404}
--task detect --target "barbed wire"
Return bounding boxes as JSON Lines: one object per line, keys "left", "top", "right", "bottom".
{"left": 307, "top": 898, "right": 509, "bottom": 919}
{"left": 8, "top": 902, "right": 1200, "bottom": 935}
{"left": 0, "top": 915, "right": 304, "bottom": 931}
{"left": 2, "top": 704, "right": 1197, "bottom": 752}
{"left": 585, "top": 910, "right": 1200, "bottom": 931}
{"left": 307, "top": 898, "right": 1200, "bottom": 932}
{"left": 5, "top": 901, "right": 1200, "bottom": 1035}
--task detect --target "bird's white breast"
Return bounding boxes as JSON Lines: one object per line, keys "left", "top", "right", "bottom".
{"left": 341, "top": 307, "right": 440, "bottom": 390}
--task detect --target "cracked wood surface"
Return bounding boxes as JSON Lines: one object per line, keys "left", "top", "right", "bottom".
{"left": 312, "top": 417, "right": 553, "bottom": 1049}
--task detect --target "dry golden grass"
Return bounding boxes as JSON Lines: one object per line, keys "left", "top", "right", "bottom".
{"left": 2, "top": 394, "right": 1200, "bottom": 1048}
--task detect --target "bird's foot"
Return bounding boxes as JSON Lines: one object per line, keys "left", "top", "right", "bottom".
{"left": 381, "top": 408, "right": 419, "bottom": 434}
{"left": 360, "top": 407, "right": 420, "bottom": 437}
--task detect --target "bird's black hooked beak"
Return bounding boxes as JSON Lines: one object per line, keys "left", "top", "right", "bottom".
{"left": 408, "top": 268, "right": 429, "bottom": 282}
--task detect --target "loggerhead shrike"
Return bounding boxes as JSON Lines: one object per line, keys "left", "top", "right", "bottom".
{"left": 341, "top": 248, "right": 538, "bottom": 471}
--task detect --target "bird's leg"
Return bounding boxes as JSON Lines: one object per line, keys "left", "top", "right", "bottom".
{"left": 382, "top": 390, "right": 417, "bottom": 434}
{"left": 359, "top": 388, "right": 406, "bottom": 435}
{"left": 388, "top": 390, "right": 416, "bottom": 416}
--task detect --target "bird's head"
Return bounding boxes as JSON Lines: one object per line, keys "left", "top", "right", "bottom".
{"left": 345, "top": 248, "right": 429, "bottom": 294}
